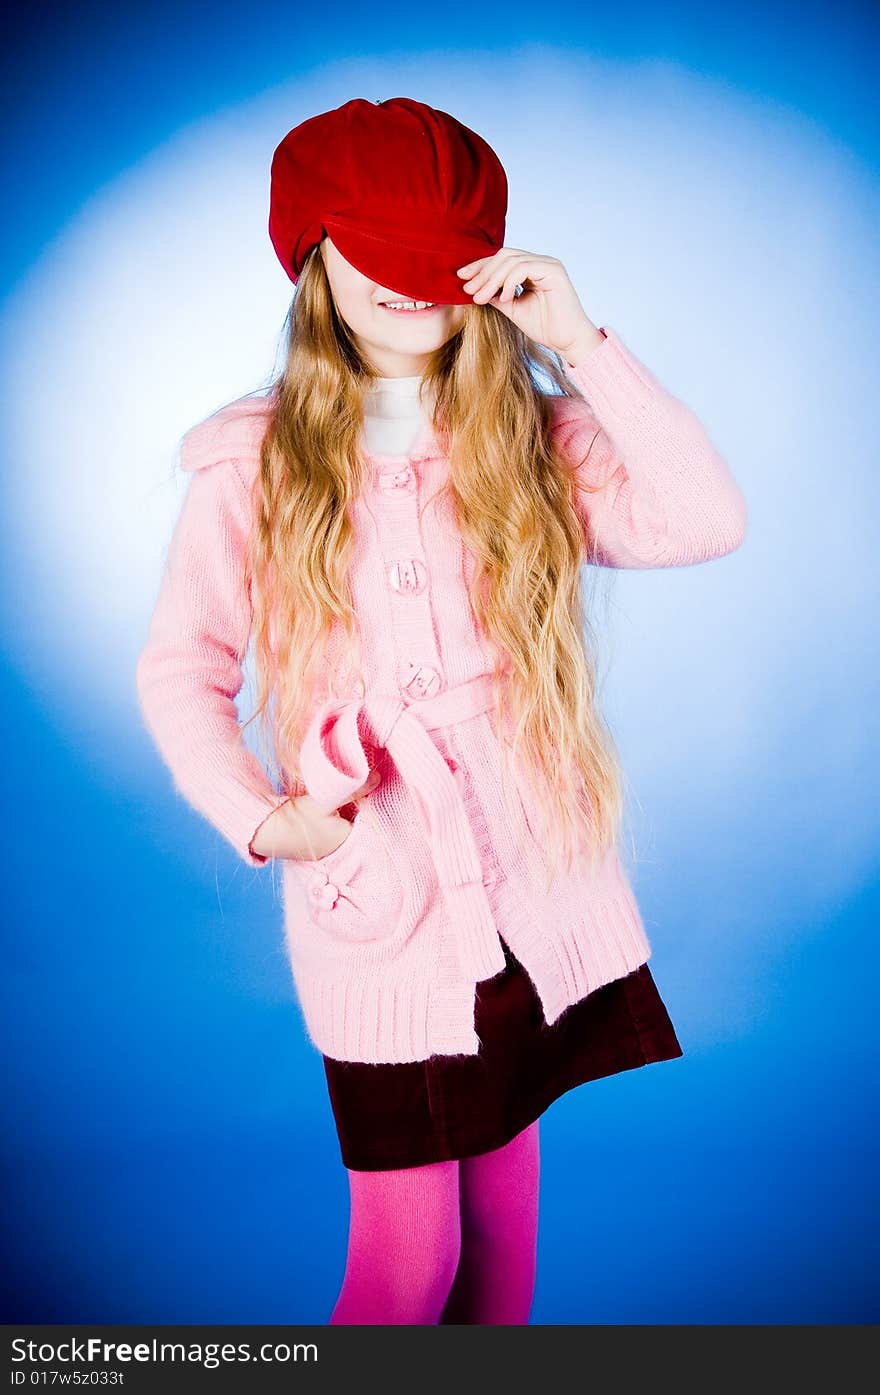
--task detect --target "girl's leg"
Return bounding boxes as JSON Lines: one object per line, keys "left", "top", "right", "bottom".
{"left": 329, "top": 1158, "right": 462, "bottom": 1325}
{"left": 439, "top": 1118, "right": 541, "bottom": 1325}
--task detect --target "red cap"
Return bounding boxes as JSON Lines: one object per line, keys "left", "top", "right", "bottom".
{"left": 268, "top": 96, "right": 508, "bottom": 306}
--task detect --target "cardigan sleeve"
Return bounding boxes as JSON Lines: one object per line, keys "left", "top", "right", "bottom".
{"left": 553, "top": 326, "right": 748, "bottom": 569}
{"left": 135, "top": 453, "right": 289, "bottom": 866}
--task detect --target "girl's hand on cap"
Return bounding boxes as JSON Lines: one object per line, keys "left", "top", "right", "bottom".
{"left": 456, "top": 248, "right": 602, "bottom": 365}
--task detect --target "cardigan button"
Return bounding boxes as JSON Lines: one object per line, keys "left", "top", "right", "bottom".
{"left": 399, "top": 663, "right": 442, "bottom": 699}
{"left": 387, "top": 558, "right": 428, "bottom": 594}
{"left": 377, "top": 464, "right": 416, "bottom": 493}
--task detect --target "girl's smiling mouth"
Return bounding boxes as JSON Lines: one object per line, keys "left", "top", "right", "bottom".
{"left": 379, "top": 299, "right": 444, "bottom": 315}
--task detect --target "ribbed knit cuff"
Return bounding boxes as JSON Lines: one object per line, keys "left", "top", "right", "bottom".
{"left": 193, "top": 778, "right": 290, "bottom": 867}
{"left": 563, "top": 324, "right": 663, "bottom": 431}
{"left": 563, "top": 323, "right": 608, "bottom": 371}
{"left": 245, "top": 794, "right": 292, "bottom": 866}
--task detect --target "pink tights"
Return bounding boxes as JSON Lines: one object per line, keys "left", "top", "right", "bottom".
{"left": 329, "top": 1118, "right": 540, "bottom": 1325}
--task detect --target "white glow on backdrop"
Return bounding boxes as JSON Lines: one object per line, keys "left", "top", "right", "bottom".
{"left": 2, "top": 50, "right": 878, "bottom": 946}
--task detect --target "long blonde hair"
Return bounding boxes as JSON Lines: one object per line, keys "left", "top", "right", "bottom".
{"left": 243, "top": 242, "right": 630, "bottom": 888}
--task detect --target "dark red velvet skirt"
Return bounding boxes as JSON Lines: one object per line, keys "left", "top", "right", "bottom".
{"left": 322, "top": 937, "right": 683, "bottom": 1171}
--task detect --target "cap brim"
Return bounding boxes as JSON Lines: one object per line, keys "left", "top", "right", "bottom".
{"left": 322, "top": 214, "right": 499, "bottom": 306}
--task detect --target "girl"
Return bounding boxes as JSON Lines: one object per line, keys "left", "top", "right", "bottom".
{"left": 136, "top": 96, "right": 747, "bottom": 1325}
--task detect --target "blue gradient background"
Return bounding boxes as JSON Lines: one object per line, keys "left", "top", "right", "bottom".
{"left": 2, "top": 1, "right": 878, "bottom": 1325}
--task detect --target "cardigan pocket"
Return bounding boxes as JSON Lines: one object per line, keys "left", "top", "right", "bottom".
{"left": 286, "top": 799, "right": 406, "bottom": 944}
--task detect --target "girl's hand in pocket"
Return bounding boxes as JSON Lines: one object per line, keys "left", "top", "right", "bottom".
{"left": 251, "top": 769, "right": 381, "bottom": 861}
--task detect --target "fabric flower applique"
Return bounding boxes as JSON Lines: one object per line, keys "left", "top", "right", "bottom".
{"left": 309, "top": 869, "right": 340, "bottom": 909}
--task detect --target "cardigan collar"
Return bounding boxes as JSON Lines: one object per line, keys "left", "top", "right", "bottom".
{"left": 178, "top": 394, "right": 446, "bottom": 472}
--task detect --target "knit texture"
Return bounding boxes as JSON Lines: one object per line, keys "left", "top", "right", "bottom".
{"left": 135, "top": 324, "right": 747, "bottom": 1064}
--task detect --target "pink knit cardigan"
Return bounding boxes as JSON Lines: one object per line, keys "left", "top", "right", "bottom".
{"left": 135, "top": 325, "right": 747, "bottom": 1064}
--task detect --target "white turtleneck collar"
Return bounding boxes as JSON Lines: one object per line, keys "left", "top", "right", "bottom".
{"left": 360, "top": 373, "right": 436, "bottom": 457}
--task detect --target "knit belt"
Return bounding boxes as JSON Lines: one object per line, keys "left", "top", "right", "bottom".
{"left": 297, "top": 672, "right": 507, "bottom": 979}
